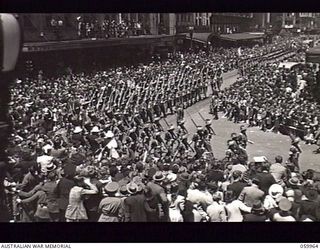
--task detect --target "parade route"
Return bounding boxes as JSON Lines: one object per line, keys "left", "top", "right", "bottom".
{"left": 162, "top": 69, "right": 320, "bottom": 171}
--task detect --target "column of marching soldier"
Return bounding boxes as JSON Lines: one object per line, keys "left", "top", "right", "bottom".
{"left": 2, "top": 37, "right": 305, "bottom": 222}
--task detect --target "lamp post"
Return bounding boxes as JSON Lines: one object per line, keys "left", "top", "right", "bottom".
{"left": 188, "top": 25, "right": 194, "bottom": 51}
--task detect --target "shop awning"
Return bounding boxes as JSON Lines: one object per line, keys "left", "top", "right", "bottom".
{"left": 219, "top": 32, "right": 265, "bottom": 42}
{"left": 306, "top": 45, "right": 320, "bottom": 55}
{"left": 183, "top": 32, "right": 213, "bottom": 44}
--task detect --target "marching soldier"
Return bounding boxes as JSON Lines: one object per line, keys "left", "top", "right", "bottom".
{"left": 153, "top": 117, "right": 164, "bottom": 132}
{"left": 177, "top": 119, "right": 188, "bottom": 135}
{"left": 160, "top": 95, "right": 167, "bottom": 118}
{"left": 166, "top": 92, "right": 174, "bottom": 115}
{"left": 176, "top": 103, "right": 184, "bottom": 124}
{"left": 204, "top": 119, "right": 216, "bottom": 136}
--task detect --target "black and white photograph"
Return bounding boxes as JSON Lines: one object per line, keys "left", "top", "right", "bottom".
{"left": 2, "top": 12, "right": 320, "bottom": 228}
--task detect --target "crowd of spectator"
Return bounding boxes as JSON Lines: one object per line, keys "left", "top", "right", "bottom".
{"left": 77, "top": 17, "right": 144, "bottom": 39}
{"left": 3, "top": 36, "right": 320, "bottom": 222}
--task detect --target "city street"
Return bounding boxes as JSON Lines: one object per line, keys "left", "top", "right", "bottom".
{"left": 162, "top": 69, "right": 320, "bottom": 171}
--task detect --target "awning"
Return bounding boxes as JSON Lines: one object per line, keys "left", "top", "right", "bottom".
{"left": 183, "top": 32, "right": 213, "bottom": 44}
{"left": 278, "top": 62, "right": 301, "bottom": 69}
{"left": 219, "top": 32, "right": 265, "bottom": 42}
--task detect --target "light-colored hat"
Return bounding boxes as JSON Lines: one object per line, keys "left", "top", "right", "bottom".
{"left": 105, "top": 130, "right": 114, "bottom": 138}
{"left": 73, "top": 126, "right": 83, "bottom": 133}
{"left": 91, "top": 126, "right": 100, "bottom": 133}
{"left": 42, "top": 144, "right": 53, "bottom": 154}
{"left": 167, "top": 173, "right": 177, "bottom": 182}
{"left": 268, "top": 184, "right": 284, "bottom": 199}
{"left": 126, "top": 182, "right": 138, "bottom": 195}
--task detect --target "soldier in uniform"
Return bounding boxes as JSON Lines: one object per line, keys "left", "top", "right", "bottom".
{"left": 153, "top": 95, "right": 162, "bottom": 118}
{"left": 238, "top": 125, "right": 248, "bottom": 149}
{"left": 177, "top": 119, "right": 188, "bottom": 135}
{"left": 166, "top": 92, "right": 174, "bottom": 115}
{"left": 153, "top": 117, "right": 164, "bottom": 132}
{"left": 204, "top": 119, "right": 216, "bottom": 136}
{"left": 160, "top": 94, "right": 167, "bottom": 118}
{"left": 146, "top": 99, "right": 154, "bottom": 123}
{"left": 176, "top": 103, "right": 184, "bottom": 124}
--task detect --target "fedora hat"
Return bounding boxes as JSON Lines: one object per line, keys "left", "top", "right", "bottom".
{"left": 73, "top": 126, "right": 83, "bottom": 133}
{"left": 278, "top": 198, "right": 292, "bottom": 212}
{"left": 167, "top": 172, "right": 177, "bottom": 182}
{"left": 145, "top": 167, "right": 157, "bottom": 179}
{"left": 268, "top": 184, "right": 284, "bottom": 199}
{"left": 288, "top": 177, "right": 301, "bottom": 186}
{"left": 45, "top": 163, "right": 57, "bottom": 173}
{"left": 179, "top": 172, "right": 191, "bottom": 182}
{"left": 126, "top": 182, "right": 138, "bottom": 195}
{"left": 105, "top": 130, "right": 114, "bottom": 138}
{"left": 91, "top": 126, "right": 100, "bottom": 133}
{"left": 104, "top": 182, "right": 119, "bottom": 193}
{"left": 153, "top": 171, "right": 165, "bottom": 182}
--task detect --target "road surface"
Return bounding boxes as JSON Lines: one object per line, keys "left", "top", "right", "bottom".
{"left": 161, "top": 69, "right": 320, "bottom": 171}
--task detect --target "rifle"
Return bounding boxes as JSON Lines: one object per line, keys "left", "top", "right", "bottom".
{"left": 96, "top": 86, "right": 106, "bottom": 110}
{"left": 198, "top": 112, "right": 206, "bottom": 122}
{"left": 186, "top": 110, "right": 198, "bottom": 128}
{"left": 199, "top": 112, "right": 216, "bottom": 135}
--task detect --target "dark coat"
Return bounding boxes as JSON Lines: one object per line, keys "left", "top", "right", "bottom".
{"left": 124, "top": 193, "right": 147, "bottom": 222}
{"left": 227, "top": 181, "right": 247, "bottom": 199}
{"left": 243, "top": 213, "right": 268, "bottom": 222}
{"left": 255, "top": 172, "right": 276, "bottom": 194}
{"left": 55, "top": 177, "right": 75, "bottom": 211}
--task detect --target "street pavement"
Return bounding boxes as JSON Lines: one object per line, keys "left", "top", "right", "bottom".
{"left": 161, "top": 69, "right": 320, "bottom": 172}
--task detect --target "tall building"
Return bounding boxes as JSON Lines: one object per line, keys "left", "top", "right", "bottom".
{"left": 252, "top": 13, "right": 271, "bottom": 29}
{"left": 297, "top": 13, "right": 316, "bottom": 30}
{"left": 210, "top": 13, "right": 254, "bottom": 34}
{"left": 176, "top": 13, "right": 254, "bottom": 34}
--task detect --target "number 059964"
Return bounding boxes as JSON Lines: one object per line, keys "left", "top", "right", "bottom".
{"left": 300, "top": 244, "right": 318, "bottom": 248}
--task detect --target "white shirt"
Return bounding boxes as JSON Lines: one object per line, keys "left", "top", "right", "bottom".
{"left": 225, "top": 200, "right": 252, "bottom": 222}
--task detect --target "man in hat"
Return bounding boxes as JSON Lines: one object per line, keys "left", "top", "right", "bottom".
{"left": 124, "top": 182, "right": 147, "bottom": 222}
{"left": 98, "top": 182, "right": 123, "bottom": 222}
{"left": 86, "top": 126, "right": 102, "bottom": 152}
{"left": 272, "top": 198, "right": 296, "bottom": 221}
{"left": 243, "top": 200, "right": 268, "bottom": 222}
{"left": 147, "top": 171, "right": 169, "bottom": 222}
